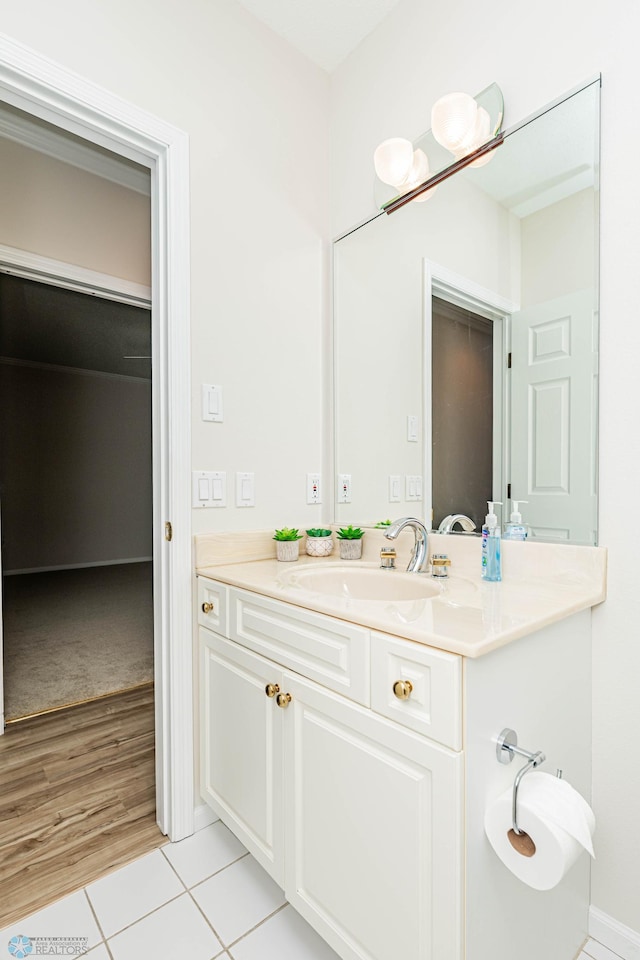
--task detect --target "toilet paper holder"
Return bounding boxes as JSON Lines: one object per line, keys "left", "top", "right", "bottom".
{"left": 496, "top": 727, "right": 547, "bottom": 836}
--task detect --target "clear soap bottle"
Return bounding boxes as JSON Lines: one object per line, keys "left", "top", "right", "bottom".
{"left": 503, "top": 500, "right": 530, "bottom": 541}
{"left": 481, "top": 500, "right": 502, "bottom": 582}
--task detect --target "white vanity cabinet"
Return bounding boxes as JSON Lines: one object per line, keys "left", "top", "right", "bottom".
{"left": 199, "top": 580, "right": 464, "bottom": 960}
{"left": 198, "top": 573, "right": 593, "bottom": 960}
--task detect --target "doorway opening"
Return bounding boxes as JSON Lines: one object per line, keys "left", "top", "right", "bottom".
{"left": 431, "top": 296, "right": 494, "bottom": 531}
{"left": 0, "top": 33, "right": 193, "bottom": 840}
{"left": 0, "top": 274, "right": 153, "bottom": 723}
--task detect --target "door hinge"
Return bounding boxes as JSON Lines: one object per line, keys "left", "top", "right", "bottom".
{"left": 165, "top": 521, "right": 173, "bottom": 542}
{"left": 507, "top": 352, "right": 512, "bottom": 368}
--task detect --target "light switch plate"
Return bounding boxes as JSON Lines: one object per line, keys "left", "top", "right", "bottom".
{"left": 389, "top": 475, "right": 402, "bottom": 503}
{"left": 192, "top": 471, "right": 226, "bottom": 507}
{"left": 407, "top": 415, "right": 418, "bottom": 442}
{"left": 236, "top": 472, "right": 255, "bottom": 507}
{"left": 202, "top": 384, "right": 223, "bottom": 422}
{"left": 405, "top": 475, "right": 423, "bottom": 502}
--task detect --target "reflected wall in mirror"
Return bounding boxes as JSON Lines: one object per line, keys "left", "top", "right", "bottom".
{"left": 333, "top": 80, "right": 600, "bottom": 545}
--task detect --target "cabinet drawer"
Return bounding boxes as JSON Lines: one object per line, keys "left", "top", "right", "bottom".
{"left": 197, "top": 577, "right": 228, "bottom": 635}
{"left": 371, "top": 632, "right": 462, "bottom": 750}
{"left": 230, "top": 588, "right": 370, "bottom": 705}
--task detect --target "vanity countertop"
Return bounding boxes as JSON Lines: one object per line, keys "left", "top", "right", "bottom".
{"left": 195, "top": 530, "right": 607, "bottom": 658}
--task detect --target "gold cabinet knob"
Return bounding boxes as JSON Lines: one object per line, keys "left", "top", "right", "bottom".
{"left": 393, "top": 679, "right": 413, "bottom": 700}
{"left": 276, "top": 692, "right": 292, "bottom": 709}
{"left": 265, "top": 683, "right": 280, "bottom": 698}
{"left": 201, "top": 601, "right": 214, "bottom": 614}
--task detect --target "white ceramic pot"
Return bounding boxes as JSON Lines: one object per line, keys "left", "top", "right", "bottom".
{"left": 338, "top": 539, "right": 363, "bottom": 560}
{"left": 305, "top": 535, "right": 334, "bottom": 557}
{"left": 275, "top": 540, "right": 300, "bottom": 562}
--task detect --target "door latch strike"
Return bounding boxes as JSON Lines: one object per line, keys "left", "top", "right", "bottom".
{"left": 165, "top": 521, "right": 173, "bottom": 542}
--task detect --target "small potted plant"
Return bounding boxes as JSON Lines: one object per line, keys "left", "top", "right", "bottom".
{"left": 337, "top": 525, "right": 365, "bottom": 560}
{"left": 273, "top": 527, "right": 302, "bottom": 562}
{"left": 305, "top": 528, "right": 334, "bottom": 557}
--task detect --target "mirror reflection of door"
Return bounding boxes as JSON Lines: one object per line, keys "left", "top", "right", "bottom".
{"left": 509, "top": 289, "right": 597, "bottom": 545}
{"left": 431, "top": 297, "right": 493, "bottom": 531}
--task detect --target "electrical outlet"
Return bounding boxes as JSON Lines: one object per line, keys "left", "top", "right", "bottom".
{"left": 337, "top": 474, "right": 352, "bottom": 503}
{"left": 306, "top": 473, "right": 322, "bottom": 504}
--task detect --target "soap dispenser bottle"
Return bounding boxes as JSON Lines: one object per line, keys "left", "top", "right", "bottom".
{"left": 503, "top": 500, "right": 530, "bottom": 541}
{"left": 481, "top": 501, "right": 502, "bottom": 582}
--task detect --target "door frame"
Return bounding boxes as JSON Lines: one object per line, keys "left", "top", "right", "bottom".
{"left": 0, "top": 33, "right": 194, "bottom": 840}
{"left": 423, "top": 259, "right": 518, "bottom": 525}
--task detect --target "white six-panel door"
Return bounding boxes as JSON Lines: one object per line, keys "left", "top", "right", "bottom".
{"left": 509, "top": 289, "right": 597, "bottom": 544}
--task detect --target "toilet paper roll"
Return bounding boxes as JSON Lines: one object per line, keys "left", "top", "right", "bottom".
{"left": 484, "top": 772, "right": 595, "bottom": 891}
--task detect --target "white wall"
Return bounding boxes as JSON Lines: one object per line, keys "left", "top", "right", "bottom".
{"left": 330, "top": 0, "right": 640, "bottom": 935}
{"left": 0, "top": 0, "right": 330, "bottom": 535}
{"left": 0, "top": 138, "right": 151, "bottom": 284}
{"left": 520, "top": 188, "right": 595, "bottom": 307}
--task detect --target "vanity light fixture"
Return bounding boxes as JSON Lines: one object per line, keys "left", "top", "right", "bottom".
{"left": 373, "top": 82, "right": 504, "bottom": 212}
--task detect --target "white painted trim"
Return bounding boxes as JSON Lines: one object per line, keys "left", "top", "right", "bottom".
{"left": 0, "top": 242, "right": 151, "bottom": 306}
{"left": 193, "top": 803, "right": 219, "bottom": 834}
{"left": 0, "top": 356, "right": 151, "bottom": 384}
{"left": 4, "top": 558, "right": 153, "bottom": 576}
{"left": 589, "top": 907, "right": 640, "bottom": 960}
{"left": 0, "top": 33, "right": 193, "bottom": 840}
{"left": 0, "top": 105, "right": 151, "bottom": 195}
{"left": 426, "top": 260, "right": 519, "bottom": 320}
{"left": 423, "top": 260, "right": 517, "bottom": 522}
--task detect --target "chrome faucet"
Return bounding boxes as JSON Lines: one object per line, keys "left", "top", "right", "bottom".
{"left": 438, "top": 514, "right": 476, "bottom": 534}
{"left": 384, "top": 517, "right": 430, "bottom": 573}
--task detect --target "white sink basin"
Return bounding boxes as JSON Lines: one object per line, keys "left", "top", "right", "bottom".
{"left": 280, "top": 564, "right": 441, "bottom": 602}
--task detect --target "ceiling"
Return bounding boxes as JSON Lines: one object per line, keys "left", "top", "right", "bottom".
{"left": 235, "top": 0, "right": 404, "bottom": 71}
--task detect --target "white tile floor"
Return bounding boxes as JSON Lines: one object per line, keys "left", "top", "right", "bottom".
{"left": 0, "top": 815, "right": 618, "bottom": 960}
{"left": 0, "top": 818, "right": 341, "bottom": 960}
{"left": 579, "top": 939, "right": 624, "bottom": 960}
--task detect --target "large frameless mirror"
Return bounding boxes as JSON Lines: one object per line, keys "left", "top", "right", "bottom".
{"left": 333, "top": 79, "right": 600, "bottom": 545}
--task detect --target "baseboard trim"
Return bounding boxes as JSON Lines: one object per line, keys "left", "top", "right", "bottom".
{"left": 193, "top": 803, "right": 218, "bottom": 834}
{"left": 589, "top": 906, "right": 640, "bottom": 960}
{"left": 4, "top": 558, "right": 153, "bottom": 576}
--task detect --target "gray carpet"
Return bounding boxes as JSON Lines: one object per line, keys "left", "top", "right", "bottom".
{"left": 2, "top": 562, "right": 154, "bottom": 720}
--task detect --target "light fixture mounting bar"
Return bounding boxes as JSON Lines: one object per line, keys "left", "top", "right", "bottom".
{"left": 384, "top": 133, "right": 505, "bottom": 215}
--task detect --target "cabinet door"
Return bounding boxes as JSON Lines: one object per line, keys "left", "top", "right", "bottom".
{"left": 282, "top": 671, "right": 463, "bottom": 960}
{"left": 199, "top": 628, "right": 285, "bottom": 886}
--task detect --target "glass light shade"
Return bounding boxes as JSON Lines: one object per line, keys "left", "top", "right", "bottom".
{"left": 431, "top": 92, "right": 478, "bottom": 152}
{"left": 403, "top": 148, "right": 429, "bottom": 189}
{"left": 374, "top": 138, "right": 414, "bottom": 187}
{"left": 399, "top": 149, "right": 436, "bottom": 203}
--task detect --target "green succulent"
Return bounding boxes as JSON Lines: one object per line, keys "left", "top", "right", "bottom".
{"left": 337, "top": 525, "right": 365, "bottom": 540}
{"left": 374, "top": 519, "right": 392, "bottom": 528}
{"left": 273, "top": 527, "right": 302, "bottom": 541}
{"left": 306, "top": 528, "right": 333, "bottom": 538}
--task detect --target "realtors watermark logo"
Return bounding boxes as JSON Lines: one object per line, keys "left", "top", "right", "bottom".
{"left": 7, "top": 936, "right": 88, "bottom": 956}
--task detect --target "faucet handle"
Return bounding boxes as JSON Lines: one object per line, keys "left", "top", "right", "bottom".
{"left": 380, "top": 547, "right": 396, "bottom": 569}
{"left": 431, "top": 554, "right": 451, "bottom": 578}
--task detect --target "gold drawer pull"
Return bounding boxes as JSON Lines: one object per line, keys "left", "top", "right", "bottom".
{"left": 393, "top": 679, "right": 413, "bottom": 700}
{"left": 265, "top": 683, "right": 280, "bottom": 698}
{"left": 201, "top": 601, "right": 215, "bottom": 614}
{"left": 276, "top": 692, "right": 292, "bottom": 709}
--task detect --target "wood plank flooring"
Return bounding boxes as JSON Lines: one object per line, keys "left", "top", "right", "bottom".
{"left": 0, "top": 684, "right": 166, "bottom": 928}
